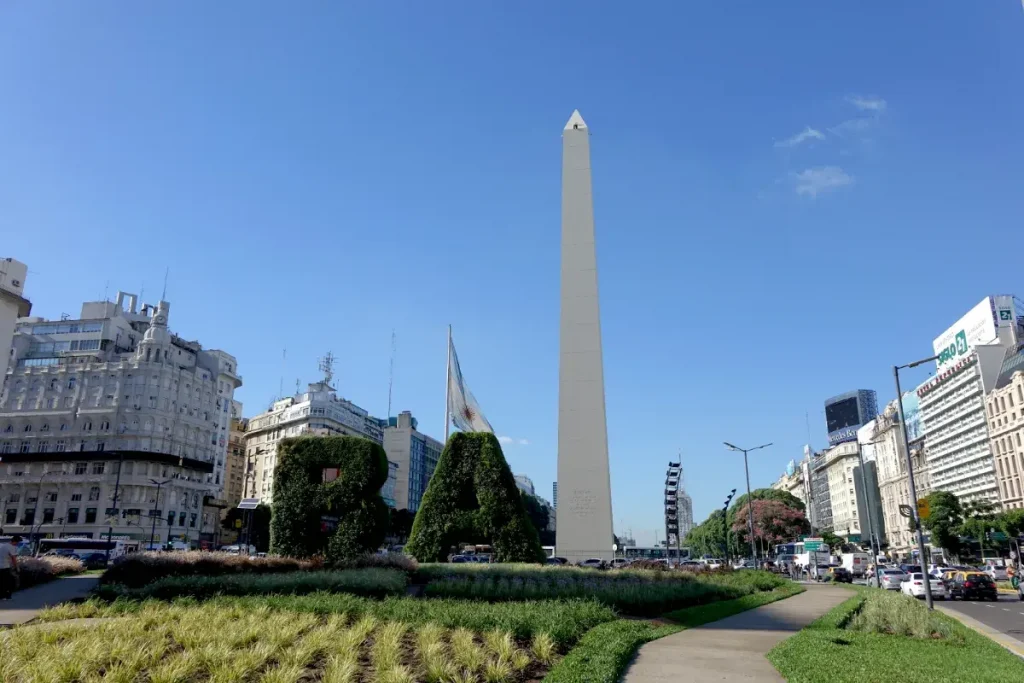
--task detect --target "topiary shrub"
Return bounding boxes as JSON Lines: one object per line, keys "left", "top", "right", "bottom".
{"left": 270, "top": 436, "right": 390, "bottom": 563}
{"left": 405, "top": 432, "right": 547, "bottom": 563}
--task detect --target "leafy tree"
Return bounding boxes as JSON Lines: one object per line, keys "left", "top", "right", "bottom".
{"left": 221, "top": 503, "right": 272, "bottom": 552}
{"left": 731, "top": 500, "right": 810, "bottom": 556}
{"left": 920, "top": 491, "right": 964, "bottom": 559}
{"left": 521, "top": 492, "right": 555, "bottom": 546}
{"left": 684, "top": 509, "right": 728, "bottom": 558}
{"left": 388, "top": 508, "right": 416, "bottom": 543}
{"left": 999, "top": 508, "right": 1024, "bottom": 538}
{"left": 819, "top": 529, "right": 851, "bottom": 555}
{"left": 270, "top": 436, "right": 390, "bottom": 562}
{"left": 405, "top": 432, "right": 546, "bottom": 563}
{"left": 729, "top": 488, "right": 806, "bottom": 518}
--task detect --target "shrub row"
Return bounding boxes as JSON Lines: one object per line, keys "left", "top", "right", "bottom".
{"left": 95, "top": 568, "right": 408, "bottom": 601}
{"left": 18, "top": 556, "right": 84, "bottom": 590}
{"left": 417, "top": 566, "right": 787, "bottom": 616}
{"left": 102, "top": 550, "right": 416, "bottom": 588}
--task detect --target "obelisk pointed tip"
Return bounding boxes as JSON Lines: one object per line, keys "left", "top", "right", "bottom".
{"left": 564, "top": 109, "right": 587, "bottom": 131}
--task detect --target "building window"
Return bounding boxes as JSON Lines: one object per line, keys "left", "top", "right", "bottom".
{"left": 75, "top": 462, "right": 87, "bottom": 475}
{"left": 21, "top": 510, "right": 34, "bottom": 526}
{"left": 67, "top": 507, "right": 79, "bottom": 524}
{"left": 85, "top": 508, "right": 97, "bottom": 524}
{"left": 41, "top": 423, "right": 49, "bottom": 432}
{"left": 166, "top": 510, "right": 175, "bottom": 527}
{"left": 92, "top": 462, "right": 105, "bottom": 475}
{"left": 88, "top": 487, "right": 101, "bottom": 501}
{"left": 189, "top": 513, "right": 197, "bottom": 528}
{"left": 20, "top": 442, "right": 31, "bottom": 453}
{"left": 42, "top": 508, "right": 55, "bottom": 524}
{"left": 8, "top": 493, "right": 20, "bottom": 503}
{"left": 178, "top": 511, "right": 186, "bottom": 527}
{"left": 38, "top": 441, "right": 49, "bottom": 452}
{"left": 67, "top": 378, "right": 76, "bottom": 389}
{"left": 96, "top": 442, "right": 105, "bottom": 451}
{"left": 4, "top": 509, "right": 15, "bottom": 525}
{"left": 46, "top": 492, "right": 58, "bottom": 503}
{"left": 71, "top": 493, "right": 82, "bottom": 502}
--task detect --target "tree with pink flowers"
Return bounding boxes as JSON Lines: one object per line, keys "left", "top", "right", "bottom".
{"left": 731, "top": 499, "right": 811, "bottom": 557}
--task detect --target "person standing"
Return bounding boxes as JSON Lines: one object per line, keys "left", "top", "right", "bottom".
{"left": 0, "top": 535, "right": 21, "bottom": 600}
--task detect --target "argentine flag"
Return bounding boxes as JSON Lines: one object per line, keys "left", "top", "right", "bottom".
{"left": 447, "top": 336, "right": 494, "bottom": 433}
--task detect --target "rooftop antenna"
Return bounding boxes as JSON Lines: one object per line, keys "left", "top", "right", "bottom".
{"left": 278, "top": 349, "right": 286, "bottom": 400}
{"left": 103, "top": 280, "right": 109, "bottom": 302}
{"left": 161, "top": 267, "right": 169, "bottom": 301}
{"left": 295, "top": 378, "right": 301, "bottom": 395}
{"left": 387, "top": 330, "right": 396, "bottom": 419}
{"left": 319, "top": 351, "right": 336, "bottom": 387}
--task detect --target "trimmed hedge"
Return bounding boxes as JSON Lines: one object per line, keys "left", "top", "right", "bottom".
{"left": 270, "top": 435, "right": 390, "bottom": 562}
{"left": 101, "top": 551, "right": 317, "bottom": 588}
{"left": 94, "top": 568, "right": 408, "bottom": 601}
{"left": 405, "top": 432, "right": 546, "bottom": 563}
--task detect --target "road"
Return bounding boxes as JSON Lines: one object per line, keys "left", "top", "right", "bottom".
{"left": 940, "top": 593, "right": 1024, "bottom": 643}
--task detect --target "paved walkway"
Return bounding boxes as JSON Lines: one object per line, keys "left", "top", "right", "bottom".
{"left": 622, "top": 585, "right": 851, "bottom": 682}
{"left": 0, "top": 574, "right": 99, "bottom": 627}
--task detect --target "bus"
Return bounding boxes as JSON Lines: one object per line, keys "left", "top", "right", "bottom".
{"left": 773, "top": 542, "right": 831, "bottom": 568}
{"left": 37, "top": 537, "right": 138, "bottom": 559}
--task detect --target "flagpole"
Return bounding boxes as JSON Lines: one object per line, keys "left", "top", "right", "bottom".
{"left": 444, "top": 324, "right": 451, "bottom": 442}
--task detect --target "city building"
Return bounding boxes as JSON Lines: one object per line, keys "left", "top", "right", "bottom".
{"left": 383, "top": 411, "right": 443, "bottom": 512}
{"left": 771, "top": 459, "right": 808, "bottom": 508}
{"left": 223, "top": 402, "right": 246, "bottom": 508}
{"left": 0, "top": 258, "right": 31, "bottom": 382}
{"left": 556, "top": 110, "right": 614, "bottom": 562}
{"left": 0, "top": 293, "right": 241, "bottom": 546}
{"left": 242, "top": 355, "right": 385, "bottom": 503}
{"left": 824, "top": 389, "right": 878, "bottom": 446}
{"left": 862, "top": 395, "right": 930, "bottom": 556}
{"left": 810, "top": 451, "right": 833, "bottom": 532}
{"left": 552, "top": 482, "right": 557, "bottom": 511}
{"left": 985, "top": 348, "right": 1024, "bottom": 509}
{"left": 918, "top": 296, "right": 1023, "bottom": 506}
{"left": 821, "top": 441, "right": 865, "bottom": 540}
{"left": 514, "top": 474, "right": 535, "bottom": 496}
{"left": 381, "top": 461, "right": 399, "bottom": 508}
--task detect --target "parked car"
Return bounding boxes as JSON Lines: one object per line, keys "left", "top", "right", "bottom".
{"left": 825, "top": 566, "right": 853, "bottom": 583}
{"left": 869, "top": 568, "right": 907, "bottom": 590}
{"left": 610, "top": 558, "right": 630, "bottom": 569}
{"left": 702, "top": 558, "right": 724, "bottom": 570}
{"left": 984, "top": 562, "right": 1009, "bottom": 582}
{"left": 679, "top": 560, "right": 705, "bottom": 571}
{"left": 546, "top": 556, "right": 569, "bottom": 565}
{"left": 949, "top": 571, "right": 998, "bottom": 601}
{"left": 76, "top": 552, "right": 109, "bottom": 570}
{"left": 901, "top": 572, "right": 946, "bottom": 600}
{"left": 578, "top": 558, "right": 606, "bottom": 569}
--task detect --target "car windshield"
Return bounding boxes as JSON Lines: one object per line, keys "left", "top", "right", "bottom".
{"left": 883, "top": 570, "right": 902, "bottom": 575}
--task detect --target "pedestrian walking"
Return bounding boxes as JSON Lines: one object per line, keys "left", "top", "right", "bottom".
{"left": 0, "top": 534, "right": 21, "bottom": 600}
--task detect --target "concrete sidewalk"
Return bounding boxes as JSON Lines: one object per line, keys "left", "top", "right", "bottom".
{"left": 622, "top": 585, "right": 851, "bottom": 682}
{"left": 0, "top": 574, "right": 99, "bottom": 627}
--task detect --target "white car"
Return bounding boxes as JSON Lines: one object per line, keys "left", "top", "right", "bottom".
{"left": 985, "top": 563, "right": 1009, "bottom": 581}
{"left": 901, "top": 572, "right": 946, "bottom": 600}
{"left": 703, "top": 558, "right": 724, "bottom": 570}
{"left": 870, "top": 568, "right": 907, "bottom": 590}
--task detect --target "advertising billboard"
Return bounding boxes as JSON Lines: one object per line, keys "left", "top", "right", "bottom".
{"left": 825, "top": 390, "right": 878, "bottom": 445}
{"left": 932, "top": 296, "right": 1017, "bottom": 369}
{"left": 901, "top": 391, "right": 922, "bottom": 441}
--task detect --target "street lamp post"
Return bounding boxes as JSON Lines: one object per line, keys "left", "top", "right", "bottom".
{"left": 148, "top": 478, "right": 172, "bottom": 551}
{"left": 105, "top": 450, "right": 126, "bottom": 563}
{"left": 723, "top": 488, "right": 736, "bottom": 566}
{"left": 725, "top": 442, "right": 773, "bottom": 562}
{"left": 895, "top": 355, "right": 939, "bottom": 610}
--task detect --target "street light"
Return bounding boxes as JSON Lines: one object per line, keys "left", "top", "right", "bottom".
{"left": 723, "top": 488, "right": 736, "bottom": 566}
{"left": 895, "top": 354, "right": 939, "bottom": 610}
{"left": 725, "top": 442, "right": 773, "bottom": 561}
{"left": 148, "top": 478, "right": 172, "bottom": 551}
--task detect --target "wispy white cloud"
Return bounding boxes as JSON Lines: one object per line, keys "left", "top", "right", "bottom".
{"left": 497, "top": 435, "right": 530, "bottom": 447}
{"left": 793, "top": 166, "right": 853, "bottom": 198}
{"left": 828, "top": 117, "right": 874, "bottom": 137}
{"left": 774, "top": 126, "right": 825, "bottom": 148}
{"left": 846, "top": 95, "right": 887, "bottom": 112}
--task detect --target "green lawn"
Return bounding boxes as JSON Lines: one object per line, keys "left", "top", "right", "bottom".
{"left": 768, "top": 589, "right": 1024, "bottom": 683}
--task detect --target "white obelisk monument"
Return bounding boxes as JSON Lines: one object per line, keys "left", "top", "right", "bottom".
{"left": 556, "top": 110, "right": 614, "bottom": 562}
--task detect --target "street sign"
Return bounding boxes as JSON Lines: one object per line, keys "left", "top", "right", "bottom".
{"left": 804, "top": 537, "right": 823, "bottom": 551}
{"left": 238, "top": 498, "right": 260, "bottom": 510}
{"left": 899, "top": 504, "right": 914, "bottom": 518}
{"left": 235, "top": 519, "right": 243, "bottom": 529}
{"left": 917, "top": 498, "right": 930, "bottom": 520}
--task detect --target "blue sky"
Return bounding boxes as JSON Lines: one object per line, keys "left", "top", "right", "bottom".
{"left": 3, "top": 3, "right": 1023, "bottom": 545}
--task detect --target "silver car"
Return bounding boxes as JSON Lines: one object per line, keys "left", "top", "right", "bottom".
{"left": 870, "top": 568, "right": 907, "bottom": 590}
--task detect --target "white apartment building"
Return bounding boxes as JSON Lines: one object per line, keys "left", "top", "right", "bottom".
{"left": 821, "top": 441, "right": 863, "bottom": 539}
{"left": 0, "top": 258, "right": 31, "bottom": 381}
{"left": 771, "top": 460, "right": 808, "bottom": 508}
{"left": 243, "top": 368, "right": 386, "bottom": 503}
{"left": 919, "top": 296, "right": 1023, "bottom": 507}
{"left": 861, "top": 398, "right": 930, "bottom": 557}
{"left": 0, "top": 294, "right": 241, "bottom": 546}
{"left": 985, "top": 349, "right": 1024, "bottom": 509}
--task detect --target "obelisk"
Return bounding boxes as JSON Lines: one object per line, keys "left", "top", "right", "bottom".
{"left": 556, "top": 110, "right": 614, "bottom": 562}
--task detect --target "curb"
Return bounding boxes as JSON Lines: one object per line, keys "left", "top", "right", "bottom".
{"left": 935, "top": 604, "right": 1024, "bottom": 659}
